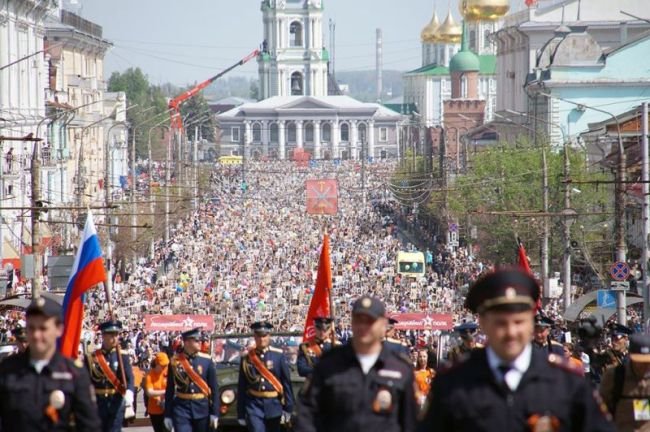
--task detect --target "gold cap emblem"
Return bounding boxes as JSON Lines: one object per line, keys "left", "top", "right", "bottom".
{"left": 36, "top": 297, "right": 45, "bottom": 307}
{"left": 505, "top": 287, "right": 517, "bottom": 299}
{"left": 362, "top": 297, "right": 372, "bottom": 308}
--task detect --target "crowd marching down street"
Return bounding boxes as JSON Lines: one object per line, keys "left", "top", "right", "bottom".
{"left": 0, "top": 160, "right": 647, "bottom": 432}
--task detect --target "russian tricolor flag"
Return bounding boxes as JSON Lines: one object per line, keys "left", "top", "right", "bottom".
{"left": 60, "top": 212, "right": 107, "bottom": 359}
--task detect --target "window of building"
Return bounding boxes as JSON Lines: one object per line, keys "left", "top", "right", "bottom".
{"left": 270, "top": 123, "right": 279, "bottom": 143}
{"left": 291, "top": 72, "right": 304, "bottom": 96}
{"left": 340, "top": 123, "right": 349, "bottom": 141}
{"left": 231, "top": 127, "right": 240, "bottom": 142}
{"left": 288, "top": 123, "right": 297, "bottom": 142}
{"left": 252, "top": 123, "right": 262, "bottom": 142}
{"left": 379, "top": 127, "right": 388, "bottom": 142}
{"left": 484, "top": 29, "right": 491, "bottom": 49}
{"left": 290, "top": 21, "right": 303, "bottom": 47}
{"left": 469, "top": 30, "right": 476, "bottom": 51}
{"left": 305, "top": 123, "right": 314, "bottom": 142}
{"left": 322, "top": 123, "right": 331, "bottom": 142}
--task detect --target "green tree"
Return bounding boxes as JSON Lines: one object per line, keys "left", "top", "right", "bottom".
{"left": 435, "top": 136, "right": 614, "bottom": 276}
{"left": 179, "top": 92, "right": 215, "bottom": 142}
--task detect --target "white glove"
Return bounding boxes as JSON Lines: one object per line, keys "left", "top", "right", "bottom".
{"left": 124, "top": 389, "right": 134, "bottom": 407}
{"left": 209, "top": 415, "right": 219, "bottom": 430}
{"left": 124, "top": 405, "right": 136, "bottom": 420}
{"left": 164, "top": 418, "right": 174, "bottom": 432}
{"left": 238, "top": 418, "right": 247, "bottom": 426}
{"left": 281, "top": 411, "right": 291, "bottom": 424}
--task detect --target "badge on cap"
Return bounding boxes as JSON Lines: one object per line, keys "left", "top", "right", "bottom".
{"left": 527, "top": 414, "right": 559, "bottom": 432}
{"left": 372, "top": 388, "right": 393, "bottom": 413}
{"left": 505, "top": 287, "right": 517, "bottom": 299}
{"left": 362, "top": 298, "right": 372, "bottom": 308}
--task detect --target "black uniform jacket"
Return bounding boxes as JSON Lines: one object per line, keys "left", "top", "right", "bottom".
{"left": 0, "top": 350, "right": 101, "bottom": 431}
{"left": 295, "top": 343, "right": 416, "bottom": 432}
{"left": 418, "top": 347, "right": 615, "bottom": 432}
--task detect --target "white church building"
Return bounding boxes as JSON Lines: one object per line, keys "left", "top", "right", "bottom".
{"left": 216, "top": 0, "right": 404, "bottom": 160}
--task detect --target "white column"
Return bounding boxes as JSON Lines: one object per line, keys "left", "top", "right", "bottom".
{"left": 296, "top": 120, "right": 304, "bottom": 148}
{"left": 368, "top": 120, "right": 375, "bottom": 161}
{"left": 313, "top": 121, "right": 321, "bottom": 159}
{"left": 332, "top": 121, "right": 339, "bottom": 159}
{"left": 244, "top": 121, "right": 252, "bottom": 158}
{"left": 278, "top": 120, "right": 286, "bottom": 160}
{"left": 351, "top": 120, "right": 358, "bottom": 159}
{"left": 262, "top": 121, "right": 269, "bottom": 156}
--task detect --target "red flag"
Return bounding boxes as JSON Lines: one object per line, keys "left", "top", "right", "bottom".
{"left": 303, "top": 235, "right": 332, "bottom": 339}
{"left": 517, "top": 240, "right": 531, "bottom": 274}
{"left": 525, "top": 0, "right": 537, "bottom": 6}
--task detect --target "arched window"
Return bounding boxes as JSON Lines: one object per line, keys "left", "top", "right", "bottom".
{"left": 270, "top": 123, "right": 279, "bottom": 143}
{"left": 305, "top": 123, "right": 314, "bottom": 142}
{"left": 291, "top": 72, "right": 303, "bottom": 96}
{"left": 287, "top": 122, "right": 297, "bottom": 142}
{"left": 290, "top": 21, "right": 303, "bottom": 47}
{"left": 461, "top": 73, "right": 468, "bottom": 98}
{"left": 252, "top": 123, "right": 262, "bottom": 143}
{"left": 322, "top": 123, "right": 331, "bottom": 142}
{"left": 340, "top": 123, "right": 349, "bottom": 142}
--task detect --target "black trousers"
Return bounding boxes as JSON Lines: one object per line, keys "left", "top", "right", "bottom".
{"left": 150, "top": 414, "right": 166, "bottom": 432}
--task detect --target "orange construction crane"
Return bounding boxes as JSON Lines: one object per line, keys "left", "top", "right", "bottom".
{"left": 168, "top": 48, "right": 261, "bottom": 132}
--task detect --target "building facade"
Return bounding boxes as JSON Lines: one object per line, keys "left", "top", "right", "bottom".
{"left": 217, "top": 95, "right": 403, "bottom": 160}
{"left": 258, "top": 0, "right": 329, "bottom": 99}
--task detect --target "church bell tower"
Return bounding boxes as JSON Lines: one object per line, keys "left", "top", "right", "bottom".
{"left": 258, "top": 0, "right": 330, "bottom": 99}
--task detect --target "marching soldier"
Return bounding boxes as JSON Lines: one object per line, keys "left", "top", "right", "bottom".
{"left": 0, "top": 296, "right": 101, "bottom": 431}
{"left": 164, "top": 327, "right": 220, "bottom": 432}
{"left": 417, "top": 268, "right": 615, "bottom": 431}
{"left": 295, "top": 295, "right": 417, "bottom": 432}
{"left": 297, "top": 316, "right": 337, "bottom": 378}
{"left": 447, "top": 321, "right": 482, "bottom": 364}
{"left": 237, "top": 321, "right": 294, "bottom": 432}
{"left": 384, "top": 317, "right": 410, "bottom": 356}
{"left": 532, "top": 314, "right": 564, "bottom": 356}
{"left": 86, "top": 320, "right": 135, "bottom": 432}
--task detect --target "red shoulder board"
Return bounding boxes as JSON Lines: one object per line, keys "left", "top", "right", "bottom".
{"left": 547, "top": 353, "right": 584, "bottom": 376}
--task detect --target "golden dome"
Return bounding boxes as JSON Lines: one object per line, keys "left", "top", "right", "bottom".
{"left": 420, "top": 9, "right": 440, "bottom": 43}
{"left": 437, "top": 10, "right": 462, "bottom": 44}
{"left": 459, "top": 0, "right": 510, "bottom": 22}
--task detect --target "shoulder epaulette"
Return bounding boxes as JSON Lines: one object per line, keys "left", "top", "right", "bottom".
{"left": 198, "top": 352, "right": 212, "bottom": 359}
{"left": 547, "top": 353, "right": 584, "bottom": 376}
{"left": 269, "top": 346, "right": 283, "bottom": 353}
{"left": 475, "top": 343, "right": 484, "bottom": 348}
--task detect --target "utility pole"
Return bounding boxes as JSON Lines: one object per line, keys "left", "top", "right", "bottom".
{"left": 361, "top": 128, "right": 367, "bottom": 204}
{"left": 642, "top": 102, "right": 649, "bottom": 322}
{"left": 541, "top": 147, "right": 550, "bottom": 299}
{"left": 24, "top": 135, "right": 44, "bottom": 298}
{"left": 562, "top": 137, "right": 572, "bottom": 310}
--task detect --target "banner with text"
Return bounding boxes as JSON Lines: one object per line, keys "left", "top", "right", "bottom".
{"left": 145, "top": 314, "right": 215, "bottom": 332}
{"left": 305, "top": 179, "right": 338, "bottom": 215}
{"left": 388, "top": 313, "right": 453, "bottom": 330}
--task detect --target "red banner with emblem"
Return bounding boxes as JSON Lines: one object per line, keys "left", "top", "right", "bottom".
{"left": 305, "top": 179, "right": 338, "bottom": 215}
{"left": 144, "top": 315, "right": 215, "bottom": 332}
{"left": 387, "top": 313, "right": 453, "bottom": 330}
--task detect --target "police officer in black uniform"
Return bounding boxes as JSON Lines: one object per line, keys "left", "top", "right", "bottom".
{"left": 417, "top": 268, "right": 615, "bottom": 432}
{"left": 297, "top": 316, "right": 337, "bottom": 378}
{"left": 0, "top": 296, "right": 101, "bottom": 431}
{"left": 86, "top": 320, "right": 135, "bottom": 432}
{"left": 532, "top": 314, "right": 564, "bottom": 356}
{"left": 295, "top": 295, "right": 417, "bottom": 432}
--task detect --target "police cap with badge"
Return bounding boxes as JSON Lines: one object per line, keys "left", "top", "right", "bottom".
{"left": 99, "top": 320, "right": 123, "bottom": 334}
{"left": 181, "top": 327, "right": 202, "bottom": 340}
{"left": 465, "top": 268, "right": 540, "bottom": 314}
{"left": 352, "top": 295, "right": 385, "bottom": 318}
{"left": 534, "top": 314, "right": 554, "bottom": 328}
{"left": 251, "top": 321, "right": 273, "bottom": 335}
{"left": 611, "top": 323, "right": 633, "bottom": 339}
{"left": 26, "top": 296, "right": 62, "bottom": 319}
{"left": 313, "top": 317, "right": 334, "bottom": 330}
{"left": 454, "top": 321, "right": 479, "bottom": 340}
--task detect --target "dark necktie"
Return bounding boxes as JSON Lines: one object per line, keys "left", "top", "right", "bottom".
{"left": 498, "top": 364, "right": 512, "bottom": 390}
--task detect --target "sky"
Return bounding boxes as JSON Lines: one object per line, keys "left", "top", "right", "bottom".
{"left": 72, "top": 0, "right": 500, "bottom": 86}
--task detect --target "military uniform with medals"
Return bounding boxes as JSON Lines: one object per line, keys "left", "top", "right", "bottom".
{"left": 237, "top": 322, "right": 294, "bottom": 432}
{"left": 532, "top": 315, "right": 565, "bottom": 357}
{"left": 417, "top": 269, "right": 615, "bottom": 432}
{"left": 85, "top": 320, "right": 135, "bottom": 432}
{"left": 0, "top": 296, "right": 101, "bottom": 431}
{"left": 295, "top": 296, "right": 417, "bottom": 432}
{"left": 448, "top": 322, "right": 483, "bottom": 364}
{"left": 164, "top": 328, "right": 220, "bottom": 432}
{"left": 297, "top": 317, "right": 338, "bottom": 378}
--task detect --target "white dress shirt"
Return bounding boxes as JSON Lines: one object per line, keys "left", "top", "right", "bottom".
{"left": 486, "top": 344, "right": 532, "bottom": 391}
